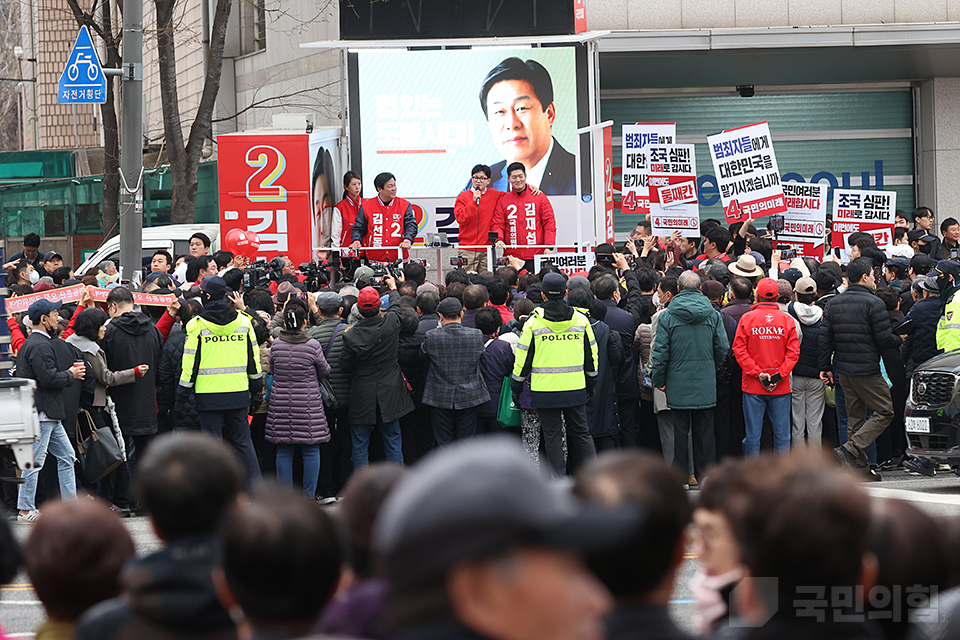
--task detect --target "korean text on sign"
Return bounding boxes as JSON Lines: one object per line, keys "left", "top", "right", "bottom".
{"left": 831, "top": 188, "right": 897, "bottom": 252}
{"left": 620, "top": 123, "right": 675, "bottom": 216}
{"left": 706, "top": 121, "right": 787, "bottom": 224}
{"left": 778, "top": 182, "right": 828, "bottom": 259}
{"left": 647, "top": 144, "right": 700, "bottom": 238}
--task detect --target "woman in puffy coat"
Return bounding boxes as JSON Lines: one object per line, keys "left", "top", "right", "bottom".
{"left": 266, "top": 298, "right": 331, "bottom": 497}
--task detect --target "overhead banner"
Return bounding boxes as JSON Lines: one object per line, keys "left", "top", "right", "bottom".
{"left": 707, "top": 121, "right": 787, "bottom": 224}
{"left": 831, "top": 188, "right": 897, "bottom": 252}
{"left": 620, "top": 123, "right": 675, "bottom": 218}
{"left": 647, "top": 144, "right": 700, "bottom": 238}
{"left": 779, "top": 182, "right": 828, "bottom": 259}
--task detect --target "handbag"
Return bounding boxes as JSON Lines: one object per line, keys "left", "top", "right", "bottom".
{"left": 496, "top": 377, "right": 521, "bottom": 428}
{"left": 319, "top": 323, "right": 343, "bottom": 410}
{"left": 75, "top": 409, "right": 124, "bottom": 484}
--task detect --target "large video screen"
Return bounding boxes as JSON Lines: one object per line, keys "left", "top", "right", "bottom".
{"left": 354, "top": 47, "right": 579, "bottom": 199}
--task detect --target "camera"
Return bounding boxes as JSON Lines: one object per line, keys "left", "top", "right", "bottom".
{"left": 777, "top": 244, "right": 797, "bottom": 261}
{"left": 488, "top": 231, "right": 499, "bottom": 244}
{"left": 496, "top": 257, "right": 511, "bottom": 267}
{"left": 450, "top": 256, "right": 468, "bottom": 269}
{"left": 769, "top": 215, "right": 785, "bottom": 234}
{"left": 242, "top": 256, "right": 285, "bottom": 290}
{"left": 299, "top": 262, "right": 330, "bottom": 292}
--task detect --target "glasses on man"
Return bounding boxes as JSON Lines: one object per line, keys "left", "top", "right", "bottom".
{"left": 472, "top": 175, "right": 490, "bottom": 182}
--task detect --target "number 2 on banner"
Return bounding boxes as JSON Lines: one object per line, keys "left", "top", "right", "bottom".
{"left": 621, "top": 191, "right": 639, "bottom": 213}
{"left": 245, "top": 145, "right": 288, "bottom": 203}
{"left": 390, "top": 222, "right": 401, "bottom": 237}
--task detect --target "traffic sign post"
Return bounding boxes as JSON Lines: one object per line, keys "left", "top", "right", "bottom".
{"left": 57, "top": 26, "right": 106, "bottom": 104}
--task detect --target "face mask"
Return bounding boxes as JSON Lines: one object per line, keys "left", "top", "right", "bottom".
{"left": 919, "top": 243, "right": 933, "bottom": 255}
{"left": 28, "top": 270, "right": 39, "bottom": 285}
{"left": 652, "top": 293, "right": 661, "bottom": 308}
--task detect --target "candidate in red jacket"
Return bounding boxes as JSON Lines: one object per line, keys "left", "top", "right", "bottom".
{"left": 350, "top": 172, "right": 417, "bottom": 263}
{"left": 455, "top": 164, "right": 505, "bottom": 273}
{"left": 732, "top": 278, "right": 800, "bottom": 456}
{"left": 331, "top": 170, "right": 362, "bottom": 249}
{"left": 491, "top": 162, "right": 556, "bottom": 269}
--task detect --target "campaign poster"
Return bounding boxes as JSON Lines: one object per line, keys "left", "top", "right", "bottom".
{"left": 534, "top": 252, "right": 596, "bottom": 278}
{"left": 620, "top": 123, "right": 675, "bottom": 218}
{"left": 355, "top": 47, "right": 586, "bottom": 248}
{"left": 647, "top": 144, "right": 700, "bottom": 238}
{"left": 831, "top": 189, "right": 897, "bottom": 252}
{"left": 308, "top": 129, "right": 342, "bottom": 256}
{"left": 603, "top": 125, "right": 615, "bottom": 244}
{"left": 707, "top": 121, "right": 787, "bottom": 224}
{"left": 779, "top": 182, "right": 828, "bottom": 259}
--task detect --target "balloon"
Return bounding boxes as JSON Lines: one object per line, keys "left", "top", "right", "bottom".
{"left": 221, "top": 228, "right": 261, "bottom": 258}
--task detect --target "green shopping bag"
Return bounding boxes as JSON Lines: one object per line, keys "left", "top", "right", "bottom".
{"left": 497, "top": 377, "right": 521, "bottom": 428}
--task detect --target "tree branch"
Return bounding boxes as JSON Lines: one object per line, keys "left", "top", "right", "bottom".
{"left": 212, "top": 81, "right": 338, "bottom": 123}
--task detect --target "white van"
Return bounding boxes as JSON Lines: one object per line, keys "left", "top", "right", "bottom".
{"left": 76, "top": 224, "right": 220, "bottom": 277}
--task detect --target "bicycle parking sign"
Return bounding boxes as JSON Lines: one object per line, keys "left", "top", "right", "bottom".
{"left": 58, "top": 27, "right": 106, "bottom": 104}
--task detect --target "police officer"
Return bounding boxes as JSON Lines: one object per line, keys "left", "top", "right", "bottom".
{"left": 178, "top": 276, "right": 263, "bottom": 483}
{"left": 512, "top": 272, "right": 598, "bottom": 476}
{"left": 935, "top": 260, "right": 960, "bottom": 353}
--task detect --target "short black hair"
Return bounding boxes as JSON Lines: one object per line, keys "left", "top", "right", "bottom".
{"left": 636, "top": 268, "right": 659, "bottom": 293}
{"left": 591, "top": 274, "right": 619, "bottom": 301}
{"left": 22, "top": 233, "right": 40, "bottom": 248}
{"left": 135, "top": 433, "right": 244, "bottom": 539}
{"left": 875, "top": 287, "right": 900, "bottom": 311}
{"left": 445, "top": 269, "right": 470, "bottom": 286}
{"left": 197, "top": 255, "right": 217, "bottom": 273}
{"left": 941, "top": 217, "right": 959, "bottom": 234}
{"left": 153, "top": 249, "right": 173, "bottom": 266}
{"left": 190, "top": 232, "right": 211, "bottom": 248}
{"left": 506, "top": 162, "right": 526, "bottom": 176}
{"left": 463, "top": 284, "right": 490, "bottom": 310}
{"left": 471, "top": 164, "right": 491, "bottom": 179}
{"left": 105, "top": 286, "right": 134, "bottom": 307}
{"left": 486, "top": 277, "right": 509, "bottom": 306}
{"left": 220, "top": 482, "right": 343, "bottom": 624}
{"left": 416, "top": 290, "right": 439, "bottom": 315}
{"left": 403, "top": 262, "right": 426, "bottom": 286}
{"left": 496, "top": 266, "right": 518, "bottom": 287}
{"left": 847, "top": 257, "right": 874, "bottom": 285}
{"left": 222, "top": 268, "right": 243, "bottom": 293}
{"left": 729, "top": 276, "right": 753, "bottom": 301}
{"left": 184, "top": 258, "right": 201, "bottom": 283}
{"left": 658, "top": 276, "right": 679, "bottom": 297}
{"left": 474, "top": 306, "right": 502, "bottom": 335}
{"left": 913, "top": 207, "right": 934, "bottom": 222}
{"left": 566, "top": 287, "right": 594, "bottom": 311}
{"left": 213, "top": 250, "right": 234, "bottom": 270}
{"left": 704, "top": 226, "right": 731, "bottom": 253}
{"left": 244, "top": 287, "right": 275, "bottom": 316}
{"left": 72, "top": 308, "right": 109, "bottom": 341}
{"left": 52, "top": 266, "right": 73, "bottom": 286}
{"left": 479, "top": 57, "right": 554, "bottom": 118}
{"left": 374, "top": 172, "right": 395, "bottom": 191}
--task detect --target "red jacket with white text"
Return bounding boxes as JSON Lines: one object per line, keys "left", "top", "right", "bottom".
{"left": 490, "top": 187, "right": 556, "bottom": 261}
{"left": 732, "top": 301, "right": 800, "bottom": 395}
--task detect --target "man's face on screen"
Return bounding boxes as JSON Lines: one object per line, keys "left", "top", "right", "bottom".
{"left": 486, "top": 79, "right": 556, "bottom": 170}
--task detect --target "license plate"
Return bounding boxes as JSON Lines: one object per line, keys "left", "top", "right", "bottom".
{"left": 906, "top": 417, "right": 931, "bottom": 434}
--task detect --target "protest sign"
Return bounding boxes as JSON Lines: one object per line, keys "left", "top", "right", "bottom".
{"left": 778, "top": 182, "right": 828, "bottom": 259}
{"left": 533, "top": 252, "right": 596, "bottom": 278}
{"left": 707, "top": 122, "right": 786, "bottom": 224}
{"left": 621, "top": 123, "right": 675, "bottom": 217}
{"left": 831, "top": 189, "right": 897, "bottom": 253}
{"left": 647, "top": 144, "right": 700, "bottom": 237}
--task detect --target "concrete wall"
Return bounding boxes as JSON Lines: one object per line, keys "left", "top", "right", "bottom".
{"left": 918, "top": 78, "right": 960, "bottom": 220}
{"left": 587, "top": 0, "right": 957, "bottom": 30}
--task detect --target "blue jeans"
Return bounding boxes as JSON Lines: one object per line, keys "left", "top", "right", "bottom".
{"left": 352, "top": 419, "right": 403, "bottom": 468}
{"left": 18, "top": 420, "right": 77, "bottom": 511}
{"left": 276, "top": 444, "right": 320, "bottom": 498}
{"left": 836, "top": 384, "right": 877, "bottom": 465}
{"left": 742, "top": 393, "right": 791, "bottom": 456}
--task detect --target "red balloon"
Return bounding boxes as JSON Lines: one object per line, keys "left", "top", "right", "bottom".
{"left": 241, "top": 231, "right": 261, "bottom": 257}
{"left": 221, "top": 228, "right": 261, "bottom": 258}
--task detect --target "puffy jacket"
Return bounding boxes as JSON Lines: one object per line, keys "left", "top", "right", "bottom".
{"left": 104, "top": 311, "right": 162, "bottom": 436}
{"left": 650, "top": 289, "right": 729, "bottom": 410}
{"left": 732, "top": 302, "right": 801, "bottom": 396}
{"left": 819, "top": 284, "right": 902, "bottom": 376}
{"left": 157, "top": 332, "right": 200, "bottom": 431}
{"left": 477, "top": 337, "right": 515, "bottom": 418}
{"left": 308, "top": 318, "right": 350, "bottom": 406}
{"left": 787, "top": 301, "right": 823, "bottom": 379}
{"left": 266, "top": 330, "right": 331, "bottom": 445}
{"left": 907, "top": 296, "right": 943, "bottom": 366}
{"left": 16, "top": 331, "right": 76, "bottom": 421}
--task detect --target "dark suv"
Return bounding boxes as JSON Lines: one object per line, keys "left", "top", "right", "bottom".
{"left": 905, "top": 352, "right": 960, "bottom": 464}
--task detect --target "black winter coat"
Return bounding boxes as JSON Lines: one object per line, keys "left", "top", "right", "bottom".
{"left": 398, "top": 331, "right": 427, "bottom": 406}
{"left": 308, "top": 318, "right": 350, "bottom": 407}
{"left": 818, "top": 284, "right": 902, "bottom": 377}
{"left": 16, "top": 332, "right": 76, "bottom": 421}
{"left": 340, "top": 296, "right": 415, "bottom": 424}
{"left": 104, "top": 311, "right": 163, "bottom": 436}
{"left": 907, "top": 296, "right": 943, "bottom": 367}
{"left": 586, "top": 319, "right": 622, "bottom": 438}
{"left": 157, "top": 332, "right": 200, "bottom": 431}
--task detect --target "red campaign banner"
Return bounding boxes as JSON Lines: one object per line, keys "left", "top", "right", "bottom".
{"left": 603, "top": 126, "right": 615, "bottom": 244}
{"left": 725, "top": 192, "right": 787, "bottom": 224}
{"left": 218, "top": 134, "right": 313, "bottom": 266}
{"left": 6, "top": 285, "right": 84, "bottom": 314}
{"left": 574, "top": 0, "right": 587, "bottom": 33}
{"left": 831, "top": 222, "right": 893, "bottom": 253}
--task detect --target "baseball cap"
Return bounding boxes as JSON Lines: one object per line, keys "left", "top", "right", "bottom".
{"left": 437, "top": 297, "right": 463, "bottom": 317}
{"left": 794, "top": 277, "right": 817, "bottom": 295}
{"left": 780, "top": 268, "right": 803, "bottom": 287}
{"left": 933, "top": 260, "right": 960, "bottom": 278}
{"left": 541, "top": 272, "right": 567, "bottom": 299}
{"left": 273, "top": 281, "right": 298, "bottom": 305}
{"left": 416, "top": 282, "right": 440, "bottom": 296}
{"left": 919, "top": 275, "right": 940, "bottom": 294}
{"left": 27, "top": 298, "right": 62, "bottom": 324}
{"left": 911, "top": 254, "right": 935, "bottom": 275}
{"left": 353, "top": 265, "right": 375, "bottom": 287}
{"left": 357, "top": 286, "right": 381, "bottom": 310}
{"left": 44, "top": 251, "right": 63, "bottom": 262}
{"left": 200, "top": 275, "right": 231, "bottom": 300}
{"left": 525, "top": 283, "right": 544, "bottom": 304}
{"left": 315, "top": 291, "right": 343, "bottom": 311}
{"left": 813, "top": 268, "right": 841, "bottom": 294}
{"left": 908, "top": 229, "right": 936, "bottom": 243}
{"left": 885, "top": 257, "right": 910, "bottom": 272}
{"left": 756, "top": 278, "right": 779, "bottom": 300}
{"left": 374, "top": 437, "right": 640, "bottom": 591}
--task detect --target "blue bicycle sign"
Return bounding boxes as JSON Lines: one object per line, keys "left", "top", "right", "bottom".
{"left": 58, "top": 26, "right": 106, "bottom": 104}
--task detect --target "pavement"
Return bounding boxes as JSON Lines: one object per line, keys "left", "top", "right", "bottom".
{"left": 2, "top": 466, "right": 960, "bottom": 637}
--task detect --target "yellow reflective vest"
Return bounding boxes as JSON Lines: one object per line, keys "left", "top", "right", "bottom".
{"left": 937, "top": 290, "right": 960, "bottom": 353}
{"left": 513, "top": 304, "right": 598, "bottom": 408}
{"left": 180, "top": 308, "right": 262, "bottom": 409}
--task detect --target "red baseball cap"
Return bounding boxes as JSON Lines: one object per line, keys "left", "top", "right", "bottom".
{"left": 357, "top": 286, "right": 381, "bottom": 310}
{"left": 756, "top": 278, "right": 779, "bottom": 300}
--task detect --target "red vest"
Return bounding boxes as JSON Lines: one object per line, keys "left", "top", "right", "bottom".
{"left": 336, "top": 196, "right": 360, "bottom": 248}
{"left": 363, "top": 196, "right": 410, "bottom": 262}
